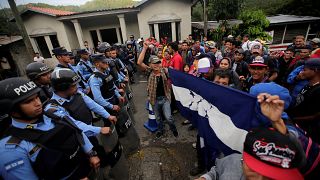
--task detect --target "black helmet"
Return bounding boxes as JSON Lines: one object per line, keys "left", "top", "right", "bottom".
{"left": 51, "top": 68, "right": 81, "bottom": 91}
{"left": 26, "top": 62, "right": 52, "bottom": 80}
{"left": 0, "top": 77, "right": 41, "bottom": 114}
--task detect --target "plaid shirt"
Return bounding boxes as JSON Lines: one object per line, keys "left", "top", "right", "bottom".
{"left": 147, "top": 68, "right": 171, "bottom": 106}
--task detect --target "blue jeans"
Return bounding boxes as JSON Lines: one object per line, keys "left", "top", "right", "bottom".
{"left": 152, "top": 96, "right": 177, "bottom": 133}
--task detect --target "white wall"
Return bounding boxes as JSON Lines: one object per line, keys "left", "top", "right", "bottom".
{"left": 80, "top": 15, "right": 121, "bottom": 47}
{"left": 125, "top": 13, "right": 140, "bottom": 40}
{"left": 23, "top": 14, "right": 72, "bottom": 51}
{"left": 63, "top": 21, "right": 80, "bottom": 50}
{"left": 137, "top": 0, "right": 191, "bottom": 41}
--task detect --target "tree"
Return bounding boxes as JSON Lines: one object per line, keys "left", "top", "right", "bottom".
{"left": 207, "top": 0, "right": 243, "bottom": 21}
{"left": 236, "top": 10, "right": 271, "bottom": 40}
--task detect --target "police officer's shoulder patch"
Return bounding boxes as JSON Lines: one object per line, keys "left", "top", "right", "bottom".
{"left": 4, "top": 158, "right": 24, "bottom": 171}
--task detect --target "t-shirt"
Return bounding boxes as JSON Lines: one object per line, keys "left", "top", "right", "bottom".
{"left": 289, "top": 83, "right": 320, "bottom": 144}
{"left": 171, "top": 52, "right": 183, "bottom": 71}
{"left": 156, "top": 76, "right": 165, "bottom": 97}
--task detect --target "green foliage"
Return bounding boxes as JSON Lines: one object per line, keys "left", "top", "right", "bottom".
{"left": 237, "top": 10, "right": 271, "bottom": 40}
{"left": 80, "top": 0, "right": 134, "bottom": 11}
{"left": 207, "top": 0, "right": 243, "bottom": 21}
{"left": 242, "top": 0, "right": 293, "bottom": 15}
{"left": 191, "top": 3, "right": 203, "bottom": 22}
{"left": 276, "top": 0, "right": 320, "bottom": 17}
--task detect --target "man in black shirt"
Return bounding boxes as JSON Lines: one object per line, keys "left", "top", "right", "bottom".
{"left": 288, "top": 58, "right": 320, "bottom": 144}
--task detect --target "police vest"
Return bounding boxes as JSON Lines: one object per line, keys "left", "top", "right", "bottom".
{"left": 48, "top": 93, "right": 93, "bottom": 125}
{"left": 94, "top": 72, "right": 116, "bottom": 100}
{"left": 4, "top": 115, "right": 89, "bottom": 179}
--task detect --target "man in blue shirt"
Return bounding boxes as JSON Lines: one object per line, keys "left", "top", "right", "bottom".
{"left": 52, "top": 47, "right": 91, "bottom": 95}
{"left": 76, "top": 49, "right": 94, "bottom": 80}
{"left": 0, "top": 77, "right": 100, "bottom": 179}
{"left": 89, "top": 55, "right": 125, "bottom": 113}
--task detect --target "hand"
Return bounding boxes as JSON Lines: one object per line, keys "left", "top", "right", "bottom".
{"left": 119, "top": 97, "right": 126, "bottom": 104}
{"left": 120, "top": 82, "right": 127, "bottom": 88}
{"left": 257, "top": 93, "right": 284, "bottom": 123}
{"left": 296, "top": 71, "right": 305, "bottom": 81}
{"left": 100, "top": 127, "right": 111, "bottom": 135}
{"left": 112, "top": 105, "right": 120, "bottom": 112}
{"left": 89, "top": 156, "right": 100, "bottom": 169}
{"left": 239, "top": 76, "right": 245, "bottom": 81}
{"left": 108, "top": 115, "right": 117, "bottom": 124}
{"left": 85, "top": 87, "right": 91, "bottom": 95}
{"left": 118, "top": 88, "right": 125, "bottom": 94}
{"left": 143, "top": 41, "right": 150, "bottom": 49}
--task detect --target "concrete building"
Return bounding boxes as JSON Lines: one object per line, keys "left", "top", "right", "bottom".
{"left": 13, "top": 0, "right": 194, "bottom": 58}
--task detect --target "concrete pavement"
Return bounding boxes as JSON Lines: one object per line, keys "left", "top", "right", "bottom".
{"left": 127, "top": 73, "right": 199, "bottom": 180}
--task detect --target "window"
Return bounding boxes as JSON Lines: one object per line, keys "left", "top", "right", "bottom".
{"left": 90, "top": 30, "right": 99, "bottom": 48}
{"left": 158, "top": 22, "right": 172, "bottom": 42}
{"left": 149, "top": 24, "right": 155, "bottom": 38}
{"left": 49, "top": 35, "right": 60, "bottom": 48}
{"left": 175, "top": 22, "right": 181, "bottom": 41}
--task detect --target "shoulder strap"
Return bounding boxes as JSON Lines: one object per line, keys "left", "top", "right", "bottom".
{"left": 81, "top": 61, "right": 94, "bottom": 73}
{"left": 94, "top": 71, "right": 106, "bottom": 80}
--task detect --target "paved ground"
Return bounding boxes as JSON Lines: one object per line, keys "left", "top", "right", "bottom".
{"left": 126, "top": 73, "right": 199, "bottom": 180}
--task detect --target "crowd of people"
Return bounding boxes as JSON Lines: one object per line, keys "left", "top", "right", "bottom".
{"left": 136, "top": 34, "right": 320, "bottom": 179}
{"left": 0, "top": 31, "right": 319, "bottom": 179}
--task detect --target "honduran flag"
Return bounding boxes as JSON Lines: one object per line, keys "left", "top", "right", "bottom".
{"left": 169, "top": 69, "right": 264, "bottom": 168}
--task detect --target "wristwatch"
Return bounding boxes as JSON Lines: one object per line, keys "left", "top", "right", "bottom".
{"left": 88, "top": 150, "right": 98, "bottom": 157}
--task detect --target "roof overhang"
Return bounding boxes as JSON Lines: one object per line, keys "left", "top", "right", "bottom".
{"left": 57, "top": 8, "right": 139, "bottom": 21}
{"left": 0, "top": 36, "right": 23, "bottom": 46}
{"left": 29, "top": 28, "right": 57, "bottom": 37}
{"left": 148, "top": 14, "right": 181, "bottom": 24}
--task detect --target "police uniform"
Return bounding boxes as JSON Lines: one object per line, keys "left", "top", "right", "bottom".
{"left": 89, "top": 69, "right": 122, "bottom": 111}
{"left": 77, "top": 59, "right": 94, "bottom": 81}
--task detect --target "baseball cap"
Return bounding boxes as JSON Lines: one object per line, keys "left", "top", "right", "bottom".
{"left": 250, "top": 82, "right": 292, "bottom": 109}
{"left": 251, "top": 42, "right": 262, "bottom": 54}
{"left": 243, "top": 127, "right": 304, "bottom": 180}
{"left": 149, "top": 55, "right": 161, "bottom": 64}
{"left": 77, "top": 49, "right": 90, "bottom": 55}
{"left": 52, "top": 47, "right": 71, "bottom": 56}
{"left": 304, "top": 58, "right": 320, "bottom": 69}
{"left": 197, "top": 57, "right": 211, "bottom": 73}
{"left": 311, "top": 38, "right": 320, "bottom": 44}
{"left": 250, "top": 56, "right": 268, "bottom": 67}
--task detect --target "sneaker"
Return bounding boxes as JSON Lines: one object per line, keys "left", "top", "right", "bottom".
{"left": 156, "top": 131, "right": 163, "bottom": 138}
{"left": 189, "top": 166, "right": 206, "bottom": 176}
{"left": 181, "top": 120, "right": 191, "bottom": 125}
{"left": 173, "top": 130, "right": 179, "bottom": 137}
{"left": 192, "top": 143, "right": 196, "bottom": 149}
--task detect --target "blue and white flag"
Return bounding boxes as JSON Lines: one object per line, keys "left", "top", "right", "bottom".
{"left": 169, "top": 69, "right": 263, "bottom": 167}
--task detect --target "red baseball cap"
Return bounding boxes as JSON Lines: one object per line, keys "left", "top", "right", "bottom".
{"left": 243, "top": 127, "right": 305, "bottom": 180}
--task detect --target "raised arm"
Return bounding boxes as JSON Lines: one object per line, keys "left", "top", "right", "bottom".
{"left": 137, "top": 42, "right": 150, "bottom": 71}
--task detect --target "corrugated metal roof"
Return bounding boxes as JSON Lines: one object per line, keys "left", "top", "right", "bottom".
{"left": 267, "top": 14, "right": 320, "bottom": 24}
{"left": 0, "top": 36, "right": 23, "bottom": 46}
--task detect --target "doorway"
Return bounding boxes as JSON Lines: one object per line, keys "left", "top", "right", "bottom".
{"left": 159, "top": 22, "right": 172, "bottom": 43}
{"left": 100, "top": 28, "right": 118, "bottom": 45}
{"left": 34, "top": 36, "right": 51, "bottom": 58}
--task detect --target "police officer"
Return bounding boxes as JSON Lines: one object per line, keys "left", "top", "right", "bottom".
{"left": 89, "top": 55, "right": 124, "bottom": 114}
{"left": 45, "top": 68, "right": 112, "bottom": 137}
{"left": 89, "top": 55, "right": 140, "bottom": 155}
{"left": 45, "top": 68, "right": 129, "bottom": 178}
{"left": 26, "top": 62, "right": 53, "bottom": 104}
{"left": 52, "top": 47, "right": 91, "bottom": 95}
{"left": 0, "top": 77, "right": 100, "bottom": 179}
{"left": 76, "top": 49, "right": 94, "bottom": 81}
